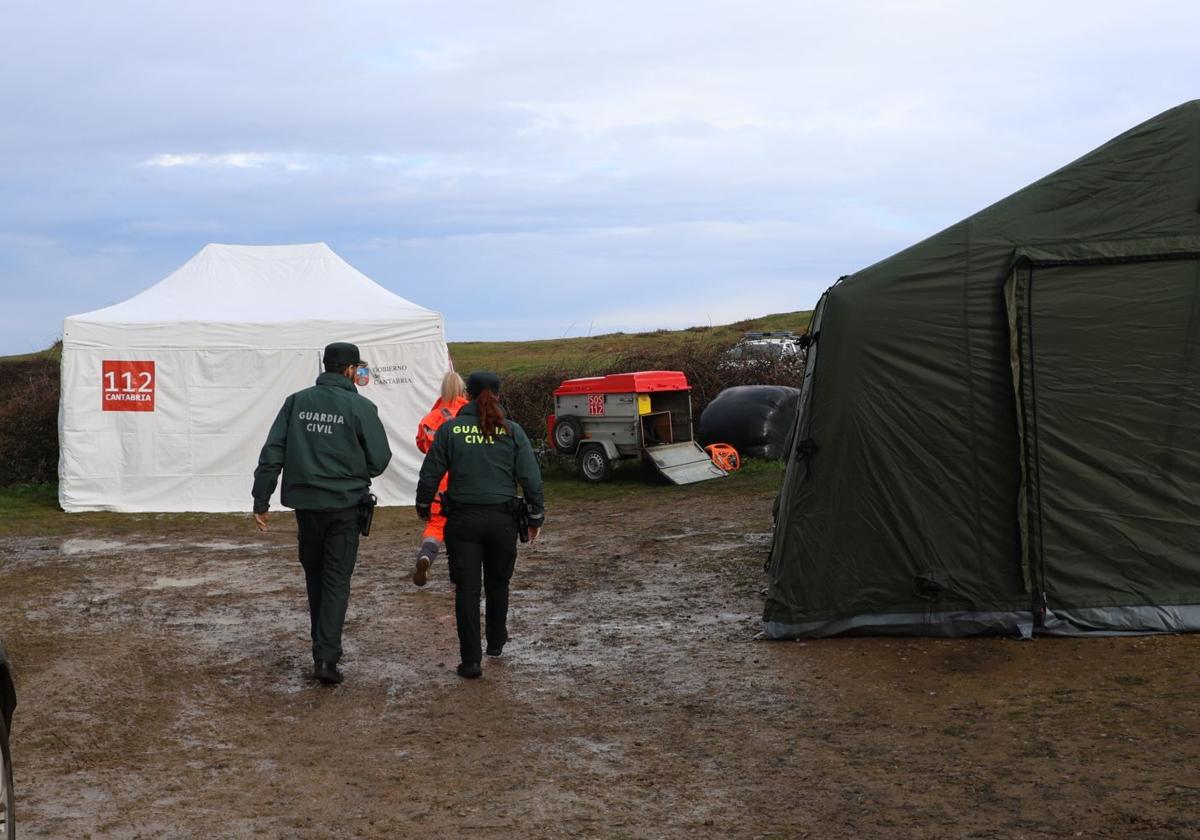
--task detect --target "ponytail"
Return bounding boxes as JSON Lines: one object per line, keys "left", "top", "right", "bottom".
{"left": 475, "top": 388, "right": 507, "bottom": 438}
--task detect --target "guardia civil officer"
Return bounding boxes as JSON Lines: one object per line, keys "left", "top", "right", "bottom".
{"left": 252, "top": 342, "right": 392, "bottom": 685}
{"left": 415, "top": 371, "right": 545, "bottom": 679}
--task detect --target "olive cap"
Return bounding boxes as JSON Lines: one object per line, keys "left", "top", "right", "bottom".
{"left": 323, "top": 342, "right": 366, "bottom": 369}
{"left": 466, "top": 371, "right": 501, "bottom": 397}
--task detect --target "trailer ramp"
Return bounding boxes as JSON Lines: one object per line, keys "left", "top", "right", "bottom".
{"left": 645, "top": 442, "right": 727, "bottom": 485}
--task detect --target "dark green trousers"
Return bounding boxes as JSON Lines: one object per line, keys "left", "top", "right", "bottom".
{"left": 295, "top": 507, "right": 360, "bottom": 664}
{"left": 444, "top": 505, "right": 518, "bottom": 665}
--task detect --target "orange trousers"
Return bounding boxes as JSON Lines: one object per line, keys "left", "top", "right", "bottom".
{"left": 422, "top": 475, "right": 450, "bottom": 542}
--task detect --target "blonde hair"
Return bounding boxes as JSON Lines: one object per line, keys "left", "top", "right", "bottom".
{"left": 441, "top": 371, "right": 466, "bottom": 403}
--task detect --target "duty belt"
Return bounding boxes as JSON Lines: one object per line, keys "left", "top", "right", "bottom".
{"left": 441, "top": 496, "right": 513, "bottom": 514}
{"left": 451, "top": 502, "right": 512, "bottom": 513}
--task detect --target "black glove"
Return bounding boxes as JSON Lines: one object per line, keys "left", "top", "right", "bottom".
{"left": 416, "top": 503, "right": 431, "bottom": 520}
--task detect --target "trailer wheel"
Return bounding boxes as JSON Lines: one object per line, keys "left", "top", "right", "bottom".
{"left": 0, "top": 716, "right": 13, "bottom": 840}
{"left": 578, "top": 444, "right": 612, "bottom": 482}
{"left": 553, "top": 416, "right": 584, "bottom": 454}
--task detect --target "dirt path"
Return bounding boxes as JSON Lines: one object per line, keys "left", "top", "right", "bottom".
{"left": 1, "top": 489, "right": 1198, "bottom": 839}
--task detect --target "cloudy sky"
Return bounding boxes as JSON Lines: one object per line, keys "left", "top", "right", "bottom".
{"left": 2, "top": 0, "right": 1198, "bottom": 354}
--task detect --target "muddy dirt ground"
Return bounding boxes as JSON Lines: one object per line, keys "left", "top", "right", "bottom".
{"left": 1, "top": 484, "right": 1199, "bottom": 839}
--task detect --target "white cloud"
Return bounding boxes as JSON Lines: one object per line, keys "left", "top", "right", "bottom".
{"left": 143, "top": 152, "right": 312, "bottom": 171}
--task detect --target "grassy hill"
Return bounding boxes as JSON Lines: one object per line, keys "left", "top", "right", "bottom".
{"left": 446, "top": 310, "right": 812, "bottom": 375}
{"left": 0, "top": 313, "right": 813, "bottom": 373}
{"left": 0, "top": 342, "right": 62, "bottom": 364}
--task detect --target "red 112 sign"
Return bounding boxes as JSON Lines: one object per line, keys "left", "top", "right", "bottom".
{"left": 102, "top": 360, "right": 156, "bottom": 412}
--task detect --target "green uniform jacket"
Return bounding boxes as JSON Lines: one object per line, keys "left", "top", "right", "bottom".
{"left": 416, "top": 402, "right": 545, "bottom": 525}
{"left": 252, "top": 372, "right": 392, "bottom": 513}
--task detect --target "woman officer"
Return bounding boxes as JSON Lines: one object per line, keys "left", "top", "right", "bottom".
{"left": 414, "top": 371, "right": 545, "bottom": 678}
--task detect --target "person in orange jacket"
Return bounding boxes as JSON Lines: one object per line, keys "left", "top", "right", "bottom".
{"left": 412, "top": 371, "right": 469, "bottom": 586}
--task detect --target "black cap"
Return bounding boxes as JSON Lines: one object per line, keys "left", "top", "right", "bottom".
{"left": 323, "top": 342, "right": 366, "bottom": 369}
{"left": 466, "top": 371, "right": 501, "bottom": 398}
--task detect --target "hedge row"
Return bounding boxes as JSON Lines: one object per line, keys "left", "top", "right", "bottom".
{"left": 498, "top": 339, "right": 806, "bottom": 445}
{"left": 0, "top": 359, "right": 60, "bottom": 485}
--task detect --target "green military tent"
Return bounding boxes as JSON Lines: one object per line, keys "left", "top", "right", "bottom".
{"left": 765, "top": 100, "right": 1200, "bottom": 638}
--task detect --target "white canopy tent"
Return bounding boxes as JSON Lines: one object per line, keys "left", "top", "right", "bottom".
{"left": 59, "top": 242, "right": 448, "bottom": 512}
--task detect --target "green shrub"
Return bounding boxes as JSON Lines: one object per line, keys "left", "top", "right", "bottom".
{"left": 0, "top": 359, "right": 60, "bottom": 485}
{"left": 497, "top": 337, "right": 806, "bottom": 446}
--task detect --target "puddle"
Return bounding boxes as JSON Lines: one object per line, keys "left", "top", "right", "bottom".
{"left": 702, "top": 540, "right": 754, "bottom": 553}
{"left": 651, "top": 529, "right": 703, "bottom": 541}
{"left": 194, "top": 541, "right": 263, "bottom": 552}
{"left": 61, "top": 538, "right": 172, "bottom": 556}
{"left": 569, "top": 737, "right": 621, "bottom": 755}
{"left": 60, "top": 539, "right": 268, "bottom": 557}
{"left": 164, "top": 614, "right": 247, "bottom": 627}
{"left": 695, "top": 611, "right": 753, "bottom": 626}
{"left": 145, "top": 576, "right": 216, "bottom": 590}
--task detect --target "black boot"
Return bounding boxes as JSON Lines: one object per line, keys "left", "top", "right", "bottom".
{"left": 486, "top": 633, "right": 509, "bottom": 657}
{"left": 313, "top": 660, "right": 344, "bottom": 685}
{"left": 456, "top": 662, "right": 482, "bottom": 679}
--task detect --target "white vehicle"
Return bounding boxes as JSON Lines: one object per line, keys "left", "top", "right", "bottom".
{"left": 722, "top": 331, "right": 807, "bottom": 368}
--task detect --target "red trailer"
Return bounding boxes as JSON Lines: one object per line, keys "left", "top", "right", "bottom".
{"left": 547, "top": 371, "right": 727, "bottom": 484}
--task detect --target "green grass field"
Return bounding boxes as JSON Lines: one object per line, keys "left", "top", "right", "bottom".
{"left": 538, "top": 454, "right": 786, "bottom": 501}
{"left": 0, "top": 458, "right": 785, "bottom": 534}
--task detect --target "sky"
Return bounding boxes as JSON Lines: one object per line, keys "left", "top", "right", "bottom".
{"left": 2, "top": 0, "right": 1199, "bottom": 354}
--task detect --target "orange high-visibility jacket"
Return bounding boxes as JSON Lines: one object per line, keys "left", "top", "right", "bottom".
{"left": 416, "top": 396, "right": 469, "bottom": 454}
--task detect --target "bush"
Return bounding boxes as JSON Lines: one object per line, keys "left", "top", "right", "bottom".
{"left": 609, "top": 340, "right": 805, "bottom": 420}
{"left": 497, "top": 338, "right": 806, "bottom": 446}
{"left": 0, "top": 359, "right": 60, "bottom": 485}
{"left": 500, "top": 367, "right": 581, "bottom": 443}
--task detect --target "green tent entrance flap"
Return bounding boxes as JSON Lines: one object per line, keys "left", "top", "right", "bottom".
{"left": 764, "top": 101, "right": 1200, "bottom": 638}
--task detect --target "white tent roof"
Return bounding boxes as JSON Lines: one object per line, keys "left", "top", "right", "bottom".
{"left": 64, "top": 242, "right": 443, "bottom": 349}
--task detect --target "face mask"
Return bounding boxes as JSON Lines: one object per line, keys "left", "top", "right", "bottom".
{"left": 354, "top": 366, "right": 371, "bottom": 387}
